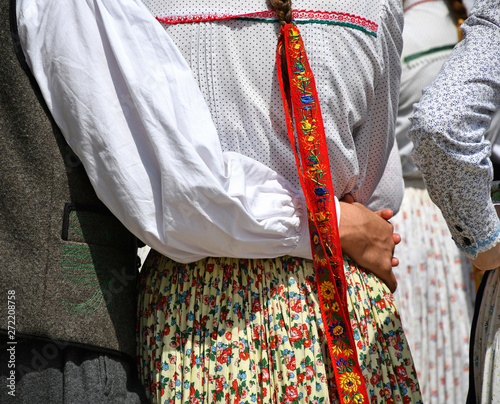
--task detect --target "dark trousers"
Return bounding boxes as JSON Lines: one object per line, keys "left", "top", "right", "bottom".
{"left": 1, "top": 335, "right": 148, "bottom": 403}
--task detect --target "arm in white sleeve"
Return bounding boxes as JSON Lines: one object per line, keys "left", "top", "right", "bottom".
{"left": 353, "top": 0, "right": 404, "bottom": 213}
{"left": 17, "top": 0, "right": 314, "bottom": 262}
{"left": 365, "top": 141, "right": 404, "bottom": 214}
{"left": 408, "top": 0, "right": 500, "bottom": 258}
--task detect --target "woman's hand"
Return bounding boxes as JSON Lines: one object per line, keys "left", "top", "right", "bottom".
{"left": 338, "top": 197, "right": 400, "bottom": 292}
{"left": 470, "top": 243, "right": 500, "bottom": 271}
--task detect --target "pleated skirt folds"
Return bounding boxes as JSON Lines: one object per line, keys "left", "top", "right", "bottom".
{"left": 137, "top": 252, "right": 422, "bottom": 404}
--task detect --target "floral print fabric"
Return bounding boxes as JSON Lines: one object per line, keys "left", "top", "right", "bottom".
{"left": 408, "top": 0, "right": 500, "bottom": 259}
{"left": 137, "top": 252, "right": 422, "bottom": 403}
{"left": 392, "top": 186, "right": 475, "bottom": 403}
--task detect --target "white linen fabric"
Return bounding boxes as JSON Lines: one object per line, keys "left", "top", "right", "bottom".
{"left": 365, "top": 141, "right": 404, "bottom": 212}
{"left": 16, "top": 0, "right": 403, "bottom": 264}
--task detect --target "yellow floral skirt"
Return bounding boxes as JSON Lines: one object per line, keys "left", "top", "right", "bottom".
{"left": 137, "top": 252, "right": 422, "bottom": 404}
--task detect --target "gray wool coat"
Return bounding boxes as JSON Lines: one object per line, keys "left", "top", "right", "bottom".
{"left": 0, "top": 0, "right": 140, "bottom": 360}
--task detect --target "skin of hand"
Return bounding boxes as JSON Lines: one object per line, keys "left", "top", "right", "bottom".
{"left": 470, "top": 243, "right": 500, "bottom": 271}
{"left": 338, "top": 195, "right": 400, "bottom": 292}
{"left": 470, "top": 205, "right": 500, "bottom": 271}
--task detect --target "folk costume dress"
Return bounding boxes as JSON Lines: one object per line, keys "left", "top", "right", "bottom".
{"left": 369, "top": 1, "right": 477, "bottom": 402}
{"left": 135, "top": 1, "right": 420, "bottom": 403}
{"left": 408, "top": 0, "right": 500, "bottom": 402}
{"left": 17, "top": 0, "right": 421, "bottom": 403}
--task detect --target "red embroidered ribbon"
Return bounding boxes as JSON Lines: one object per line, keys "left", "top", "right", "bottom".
{"left": 276, "top": 22, "right": 369, "bottom": 404}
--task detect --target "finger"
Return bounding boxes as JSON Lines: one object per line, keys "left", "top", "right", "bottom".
{"left": 375, "top": 208, "right": 393, "bottom": 220}
{"left": 376, "top": 265, "right": 397, "bottom": 293}
{"left": 341, "top": 194, "right": 355, "bottom": 204}
{"left": 392, "top": 233, "right": 401, "bottom": 245}
{"left": 386, "top": 270, "right": 398, "bottom": 293}
{"left": 375, "top": 259, "right": 398, "bottom": 293}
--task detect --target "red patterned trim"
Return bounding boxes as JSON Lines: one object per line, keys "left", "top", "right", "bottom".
{"left": 156, "top": 9, "right": 377, "bottom": 34}
{"left": 276, "top": 22, "right": 369, "bottom": 404}
{"left": 294, "top": 10, "right": 377, "bottom": 33}
{"left": 156, "top": 12, "right": 237, "bottom": 25}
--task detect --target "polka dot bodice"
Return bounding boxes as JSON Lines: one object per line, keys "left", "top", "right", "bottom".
{"left": 143, "top": 0, "right": 404, "bottom": 210}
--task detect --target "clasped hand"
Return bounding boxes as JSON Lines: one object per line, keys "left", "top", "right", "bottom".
{"left": 339, "top": 195, "right": 400, "bottom": 292}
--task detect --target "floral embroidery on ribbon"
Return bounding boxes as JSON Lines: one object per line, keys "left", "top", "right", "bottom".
{"left": 276, "top": 22, "right": 369, "bottom": 404}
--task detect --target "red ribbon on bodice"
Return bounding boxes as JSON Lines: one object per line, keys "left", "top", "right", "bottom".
{"left": 276, "top": 21, "right": 369, "bottom": 404}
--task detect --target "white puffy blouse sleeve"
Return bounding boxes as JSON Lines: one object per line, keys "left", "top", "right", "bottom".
{"left": 17, "top": 0, "right": 316, "bottom": 262}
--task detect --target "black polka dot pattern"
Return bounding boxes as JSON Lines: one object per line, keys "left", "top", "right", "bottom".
{"left": 144, "top": 0, "right": 404, "bottom": 210}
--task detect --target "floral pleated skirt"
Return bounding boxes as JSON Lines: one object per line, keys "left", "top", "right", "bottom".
{"left": 392, "top": 185, "right": 475, "bottom": 403}
{"left": 137, "top": 251, "right": 422, "bottom": 404}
